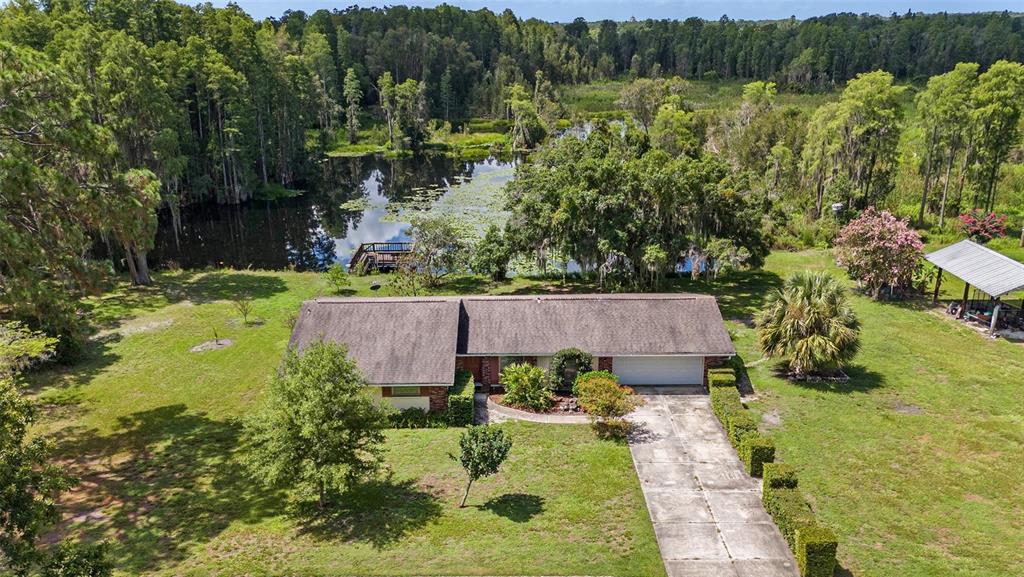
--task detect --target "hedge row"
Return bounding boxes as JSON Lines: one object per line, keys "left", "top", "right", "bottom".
{"left": 762, "top": 463, "right": 839, "bottom": 577}
{"left": 447, "top": 369, "right": 476, "bottom": 426}
{"left": 708, "top": 369, "right": 774, "bottom": 477}
{"left": 710, "top": 369, "right": 838, "bottom": 577}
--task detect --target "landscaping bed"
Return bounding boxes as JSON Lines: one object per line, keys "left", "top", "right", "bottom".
{"left": 489, "top": 393, "right": 582, "bottom": 414}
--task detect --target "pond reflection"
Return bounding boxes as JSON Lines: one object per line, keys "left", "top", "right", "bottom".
{"left": 151, "top": 154, "right": 515, "bottom": 272}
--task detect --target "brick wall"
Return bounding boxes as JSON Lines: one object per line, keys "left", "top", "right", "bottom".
{"left": 422, "top": 386, "right": 448, "bottom": 413}
{"left": 598, "top": 357, "right": 613, "bottom": 372}
{"left": 524, "top": 356, "right": 538, "bottom": 366}
{"left": 480, "top": 356, "right": 500, "bottom": 392}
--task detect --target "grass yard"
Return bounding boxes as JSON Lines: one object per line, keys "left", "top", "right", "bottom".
{"left": 722, "top": 252, "right": 1024, "bottom": 577}
{"left": 29, "top": 270, "right": 663, "bottom": 577}
{"left": 26, "top": 248, "right": 1024, "bottom": 576}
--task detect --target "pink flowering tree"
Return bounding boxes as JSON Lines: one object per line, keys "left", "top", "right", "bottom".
{"left": 958, "top": 211, "right": 1007, "bottom": 244}
{"left": 834, "top": 208, "right": 924, "bottom": 299}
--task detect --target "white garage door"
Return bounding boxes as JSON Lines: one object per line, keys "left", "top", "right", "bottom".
{"left": 612, "top": 356, "right": 703, "bottom": 385}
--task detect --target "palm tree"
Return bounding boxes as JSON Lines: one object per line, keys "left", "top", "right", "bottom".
{"left": 756, "top": 272, "right": 861, "bottom": 377}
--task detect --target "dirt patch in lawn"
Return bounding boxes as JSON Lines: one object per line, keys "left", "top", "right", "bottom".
{"left": 189, "top": 339, "right": 234, "bottom": 353}
{"left": 760, "top": 409, "right": 783, "bottom": 430}
{"left": 892, "top": 401, "right": 925, "bottom": 415}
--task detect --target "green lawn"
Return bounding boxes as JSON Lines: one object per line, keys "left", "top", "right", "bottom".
{"left": 30, "top": 270, "right": 663, "bottom": 577}
{"left": 28, "top": 250, "right": 1024, "bottom": 576}
{"left": 724, "top": 252, "right": 1024, "bottom": 577}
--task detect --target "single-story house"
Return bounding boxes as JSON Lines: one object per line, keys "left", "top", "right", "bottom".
{"left": 288, "top": 294, "right": 735, "bottom": 412}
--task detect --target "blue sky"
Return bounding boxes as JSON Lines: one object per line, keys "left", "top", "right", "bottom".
{"left": 214, "top": 0, "right": 1021, "bottom": 22}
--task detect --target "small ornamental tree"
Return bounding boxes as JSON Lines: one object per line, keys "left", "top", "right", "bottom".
{"left": 756, "top": 272, "right": 861, "bottom": 378}
{"left": 450, "top": 425, "right": 513, "bottom": 507}
{"left": 232, "top": 293, "right": 255, "bottom": 325}
{"left": 958, "top": 211, "right": 1007, "bottom": 244}
{"left": 834, "top": 208, "right": 923, "bottom": 299}
{"left": 323, "top": 263, "right": 351, "bottom": 294}
{"left": 548, "top": 348, "right": 593, "bottom": 391}
{"left": 574, "top": 371, "right": 643, "bottom": 438}
{"left": 242, "top": 339, "right": 389, "bottom": 508}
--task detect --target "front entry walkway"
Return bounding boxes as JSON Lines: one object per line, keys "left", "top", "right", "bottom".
{"left": 627, "top": 388, "right": 797, "bottom": 577}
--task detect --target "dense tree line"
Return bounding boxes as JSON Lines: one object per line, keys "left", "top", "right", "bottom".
{"left": 2, "top": 2, "right": 1022, "bottom": 212}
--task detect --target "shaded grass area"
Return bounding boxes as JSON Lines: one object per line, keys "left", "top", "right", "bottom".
{"left": 29, "top": 269, "right": 663, "bottom": 577}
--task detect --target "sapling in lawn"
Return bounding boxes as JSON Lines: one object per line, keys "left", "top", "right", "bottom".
{"left": 450, "top": 425, "right": 512, "bottom": 507}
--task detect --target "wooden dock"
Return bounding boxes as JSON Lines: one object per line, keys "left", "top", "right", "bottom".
{"left": 348, "top": 242, "right": 413, "bottom": 273}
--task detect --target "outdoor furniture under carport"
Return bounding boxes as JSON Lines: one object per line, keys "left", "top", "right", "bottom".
{"left": 926, "top": 239, "right": 1024, "bottom": 335}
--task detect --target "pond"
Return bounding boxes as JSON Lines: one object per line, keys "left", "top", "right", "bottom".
{"left": 150, "top": 154, "right": 516, "bottom": 272}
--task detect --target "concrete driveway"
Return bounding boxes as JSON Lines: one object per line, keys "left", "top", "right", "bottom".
{"left": 627, "top": 387, "right": 798, "bottom": 577}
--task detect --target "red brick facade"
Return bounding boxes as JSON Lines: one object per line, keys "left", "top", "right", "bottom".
{"left": 423, "top": 386, "right": 449, "bottom": 412}
{"left": 597, "top": 357, "right": 613, "bottom": 372}
{"left": 480, "top": 356, "right": 500, "bottom": 392}
{"left": 524, "top": 356, "right": 538, "bottom": 366}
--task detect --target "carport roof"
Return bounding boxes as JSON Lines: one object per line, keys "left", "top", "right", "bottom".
{"left": 925, "top": 240, "right": 1024, "bottom": 298}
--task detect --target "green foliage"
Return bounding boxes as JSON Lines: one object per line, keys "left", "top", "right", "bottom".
{"left": 762, "top": 462, "right": 799, "bottom": 490}
{"left": 796, "top": 526, "right": 839, "bottom": 577}
{"left": 506, "top": 83, "right": 547, "bottom": 150}
{"left": 707, "top": 368, "right": 737, "bottom": 389}
{"left": 231, "top": 293, "right": 255, "bottom": 325}
{"left": 500, "top": 363, "right": 553, "bottom": 412}
{"left": 574, "top": 372, "right": 639, "bottom": 419}
{"left": 342, "top": 67, "right": 362, "bottom": 145}
{"left": 756, "top": 272, "right": 860, "bottom": 377}
{"left": 0, "top": 321, "right": 57, "bottom": 379}
{"left": 801, "top": 71, "right": 905, "bottom": 211}
{"left": 388, "top": 407, "right": 448, "bottom": 429}
{"left": 405, "top": 214, "right": 473, "bottom": 285}
{"left": 0, "top": 323, "right": 76, "bottom": 571}
{"left": 241, "top": 340, "right": 389, "bottom": 506}
{"left": 450, "top": 425, "right": 513, "bottom": 507}
{"left": 472, "top": 225, "right": 512, "bottom": 280}
{"left": 727, "top": 411, "right": 758, "bottom": 448}
{"left": 739, "top": 434, "right": 776, "bottom": 477}
{"left": 763, "top": 486, "right": 818, "bottom": 548}
{"left": 323, "top": 263, "right": 351, "bottom": 294}
{"left": 549, "top": 348, "right": 593, "bottom": 391}
{"left": 41, "top": 541, "right": 112, "bottom": 577}
{"left": 709, "top": 385, "right": 743, "bottom": 425}
{"left": 446, "top": 369, "right": 476, "bottom": 427}
{"left": 504, "top": 124, "right": 770, "bottom": 290}
{"left": 574, "top": 371, "right": 642, "bottom": 439}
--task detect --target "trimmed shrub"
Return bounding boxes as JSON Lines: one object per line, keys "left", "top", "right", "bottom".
{"left": 501, "top": 362, "right": 553, "bottom": 412}
{"left": 389, "top": 407, "right": 447, "bottom": 429}
{"left": 727, "top": 411, "right": 758, "bottom": 447}
{"left": 796, "top": 526, "right": 839, "bottom": 577}
{"left": 446, "top": 369, "right": 475, "bottom": 426}
{"left": 708, "top": 370, "right": 737, "bottom": 389}
{"left": 548, "top": 348, "right": 593, "bottom": 390}
{"left": 574, "top": 371, "right": 641, "bottom": 417}
{"left": 572, "top": 370, "right": 618, "bottom": 395}
{"left": 709, "top": 385, "right": 743, "bottom": 424}
{"left": 763, "top": 462, "right": 799, "bottom": 490}
{"left": 739, "top": 433, "right": 775, "bottom": 477}
{"left": 763, "top": 486, "right": 818, "bottom": 548}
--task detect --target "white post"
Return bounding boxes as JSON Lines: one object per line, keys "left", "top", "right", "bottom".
{"left": 990, "top": 300, "right": 1001, "bottom": 335}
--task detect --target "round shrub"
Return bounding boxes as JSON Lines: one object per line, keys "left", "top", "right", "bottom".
{"left": 548, "top": 348, "right": 593, "bottom": 391}
{"left": 500, "top": 362, "right": 553, "bottom": 412}
{"left": 574, "top": 371, "right": 642, "bottom": 419}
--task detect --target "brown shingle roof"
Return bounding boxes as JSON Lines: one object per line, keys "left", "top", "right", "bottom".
{"left": 289, "top": 297, "right": 459, "bottom": 385}
{"left": 457, "top": 294, "right": 735, "bottom": 356}
{"left": 288, "top": 293, "right": 734, "bottom": 385}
